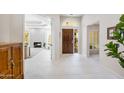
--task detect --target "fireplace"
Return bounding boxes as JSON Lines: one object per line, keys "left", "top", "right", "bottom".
{"left": 34, "top": 42, "right": 42, "bottom": 48}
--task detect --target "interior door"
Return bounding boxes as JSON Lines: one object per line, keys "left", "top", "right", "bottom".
{"left": 62, "top": 29, "right": 73, "bottom": 53}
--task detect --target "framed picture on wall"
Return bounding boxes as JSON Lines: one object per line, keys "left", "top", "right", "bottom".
{"left": 107, "top": 26, "right": 116, "bottom": 40}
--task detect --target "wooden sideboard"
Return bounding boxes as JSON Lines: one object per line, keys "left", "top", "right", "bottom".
{"left": 0, "top": 43, "right": 23, "bottom": 79}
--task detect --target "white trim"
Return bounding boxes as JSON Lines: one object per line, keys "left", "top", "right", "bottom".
{"left": 61, "top": 26, "right": 80, "bottom": 30}
{"left": 87, "top": 23, "right": 100, "bottom": 56}
{"left": 61, "top": 27, "right": 80, "bottom": 54}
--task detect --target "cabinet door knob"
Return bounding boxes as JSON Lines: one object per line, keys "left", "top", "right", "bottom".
{"left": 10, "top": 59, "right": 15, "bottom": 67}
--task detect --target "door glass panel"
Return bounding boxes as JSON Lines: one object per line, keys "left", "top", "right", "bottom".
{"left": 97, "top": 31, "right": 99, "bottom": 49}
{"left": 89, "top": 31, "right": 99, "bottom": 50}
{"left": 74, "top": 29, "right": 78, "bottom": 53}
{"left": 94, "top": 31, "right": 97, "bottom": 49}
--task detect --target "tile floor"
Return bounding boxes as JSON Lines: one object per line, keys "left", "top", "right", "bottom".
{"left": 24, "top": 48, "right": 123, "bottom": 79}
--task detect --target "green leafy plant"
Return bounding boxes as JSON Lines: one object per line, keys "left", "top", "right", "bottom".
{"left": 105, "top": 14, "right": 124, "bottom": 68}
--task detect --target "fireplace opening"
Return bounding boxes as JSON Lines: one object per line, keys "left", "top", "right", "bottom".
{"left": 34, "top": 42, "right": 42, "bottom": 48}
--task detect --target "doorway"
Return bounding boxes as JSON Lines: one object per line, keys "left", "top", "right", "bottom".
{"left": 24, "top": 14, "right": 52, "bottom": 60}
{"left": 62, "top": 29, "right": 79, "bottom": 54}
{"left": 87, "top": 24, "right": 99, "bottom": 56}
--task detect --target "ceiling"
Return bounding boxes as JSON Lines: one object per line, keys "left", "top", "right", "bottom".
{"left": 25, "top": 14, "right": 82, "bottom": 29}
{"left": 61, "top": 14, "right": 82, "bottom": 17}
{"left": 25, "top": 14, "right": 51, "bottom": 28}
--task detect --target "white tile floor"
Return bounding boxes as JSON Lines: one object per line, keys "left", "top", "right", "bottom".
{"left": 24, "top": 48, "right": 124, "bottom": 79}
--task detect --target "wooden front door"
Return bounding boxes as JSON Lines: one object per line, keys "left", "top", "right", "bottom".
{"left": 62, "top": 29, "right": 73, "bottom": 53}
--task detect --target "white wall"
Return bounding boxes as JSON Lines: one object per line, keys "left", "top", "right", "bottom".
{"left": 99, "top": 15, "right": 124, "bottom": 77}
{"left": 60, "top": 16, "right": 81, "bottom": 27}
{"left": 29, "top": 28, "right": 51, "bottom": 48}
{"left": 30, "top": 28, "right": 42, "bottom": 47}
{"left": 0, "top": 14, "right": 24, "bottom": 43}
{"left": 50, "top": 15, "right": 60, "bottom": 60}
{"left": 40, "top": 14, "right": 61, "bottom": 60}
{"left": 82, "top": 14, "right": 124, "bottom": 77}
{"left": 9, "top": 14, "right": 24, "bottom": 43}
{"left": 0, "top": 15, "right": 10, "bottom": 42}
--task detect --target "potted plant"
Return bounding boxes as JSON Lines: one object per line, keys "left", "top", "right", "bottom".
{"left": 105, "top": 14, "right": 124, "bottom": 68}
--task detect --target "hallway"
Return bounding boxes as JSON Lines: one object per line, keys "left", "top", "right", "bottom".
{"left": 24, "top": 49, "right": 123, "bottom": 79}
